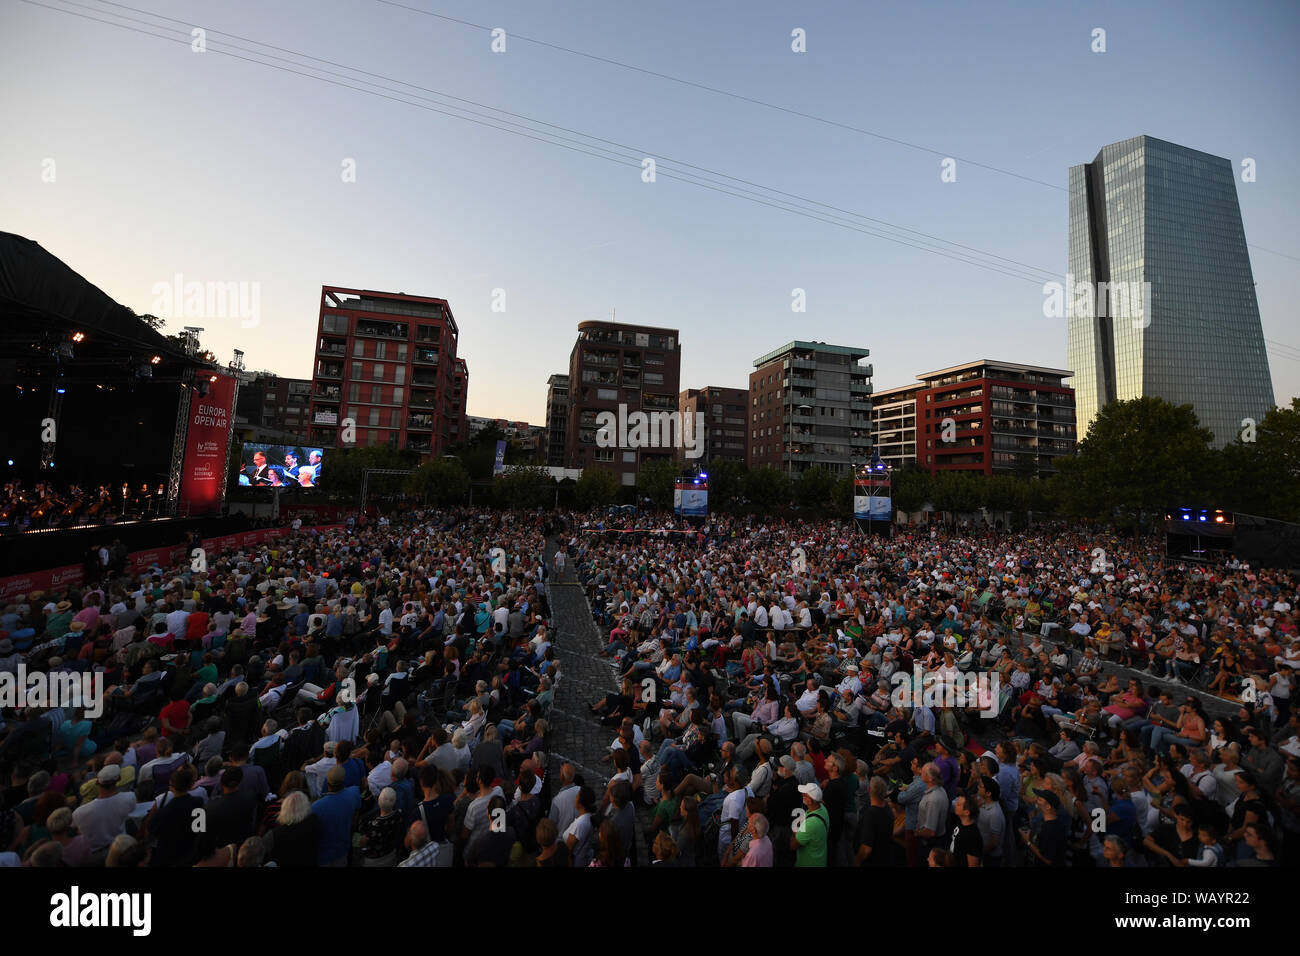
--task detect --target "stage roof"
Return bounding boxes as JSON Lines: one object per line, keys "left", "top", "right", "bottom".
{"left": 0, "top": 232, "right": 199, "bottom": 384}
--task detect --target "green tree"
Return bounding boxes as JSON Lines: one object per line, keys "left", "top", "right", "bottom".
{"left": 831, "top": 472, "right": 854, "bottom": 516}
{"left": 793, "top": 466, "right": 835, "bottom": 512}
{"left": 1055, "top": 397, "right": 1214, "bottom": 528}
{"left": 1212, "top": 398, "right": 1300, "bottom": 521}
{"left": 704, "top": 458, "right": 747, "bottom": 512}
{"left": 575, "top": 468, "right": 621, "bottom": 509}
{"left": 890, "top": 465, "right": 930, "bottom": 518}
{"left": 326, "top": 445, "right": 418, "bottom": 497}
{"left": 494, "top": 465, "right": 552, "bottom": 509}
{"left": 637, "top": 457, "right": 678, "bottom": 510}
{"left": 744, "top": 466, "right": 791, "bottom": 514}
{"left": 405, "top": 456, "right": 470, "bottom": 506}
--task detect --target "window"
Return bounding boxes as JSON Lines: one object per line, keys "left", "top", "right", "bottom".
{"left": 395, "top": 344, "right": 407, "bottom": 362}
{"left": 394, "top": 366, "right": 405, "bottom": 385}
{"left": 622, "top": 451, "right": 636, "bottom": 463}
{"left": 375, "top": 341, "right": 387, "bottom": 360}
{"left": 372, "top": 363, "right": 386, "bottom": 381}
{"left": 645, "top": 372, "right": 664, "bottom": 385}
{"left": 594, "top": 449, "right": 614, "bottom": 462}
{"left": 368, "top": 408, "right": 380, "bottom": 426}
{"left": 392, "top": 387, "right": 403, "bottom": 405}
{"left": 597, "top": 387, "right": 618, "bottom": 401}
{"left": 621, "top": 472, "right": 636, "bottom": 486}
{"left": 353, "top": 340, "right": 365, "bottom": 357}
{"left": 371, "top": 385, "right": 383, "bottom": 404}
{"left": 348, "top": 384, "right": 360, "bottom": 402}
{"left": 351, "top": 361, "right": 362, "bottom": 380}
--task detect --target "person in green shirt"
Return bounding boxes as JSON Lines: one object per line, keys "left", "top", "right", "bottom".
{"left": 44, "top": 601, "right": 74, "bottom": 640}
{"left": 792, "top": 782, "right": 830, "bottom": 867}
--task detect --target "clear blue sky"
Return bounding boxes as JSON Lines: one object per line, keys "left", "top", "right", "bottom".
{"left": 3, "top": 0, "right": 1297, "bottom": 423}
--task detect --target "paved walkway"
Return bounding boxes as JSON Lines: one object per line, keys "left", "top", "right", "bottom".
{"left": 545, "top": 538, "right": 619, "bottom": 792}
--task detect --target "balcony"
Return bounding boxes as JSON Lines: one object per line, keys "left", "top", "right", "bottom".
{"left": 315, "top": 362, "right": 343, "bottom": 379}
{"left": 413, "top": 347, "right": 439, "bottom": 365}
{"left": 851, "top": 379, "right": 873, "bottom": 394}
{"left": 354, "top": 319, "right": 409, "bottom": 340}
{"left": 407, "top": 414, "right": 434, "bottom": 431}
{"left": 412, "top": 371, "right": 438, "bottom": 387}
{"left": 406, "top": 439, "right": 432, "bottom": 454}
{"left": 317, "top": 341, "right": 346, "bottom": 356}
{"left": 581, "top": 369, "right": 619, "bottom": 386}
{"left": 789, "top": 374, "right": 816, "bottom": 389}
{"left": 790, "top": 358, "right": 816, "bottom": 371}
{"left": 310, "top": 428, "right": 336, "bottom": 444}
{"left": 314, "top": 384, "right": 341, "bottom": 401}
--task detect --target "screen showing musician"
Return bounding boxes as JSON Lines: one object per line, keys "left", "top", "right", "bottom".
{"left": 238, "top": 443, "right": 324, "bottom": 489}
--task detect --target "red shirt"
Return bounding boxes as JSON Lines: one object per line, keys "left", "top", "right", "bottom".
{"left": 186, "top": 612, "right": 210, "bottom": 641}
{"left": 159, "top": 698, "right": 191, "bottom": 732}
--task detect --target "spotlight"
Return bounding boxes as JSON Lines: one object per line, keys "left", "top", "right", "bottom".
{"left": 56, "top": 387, "right": 66, "bottom": 394}
{"left": 6, "top": 459, "right": 12, "bottom": 466}
{"left": 208, "top": 374, "right": 218, "bottom": 383}
{"left": 150, "top": 355, "right": 162, "bottom": 365}
{"left": 71, "top": 331, "right": 85, "bottom": 343}
{"left": 1215, "top": 516, "right": 1225, "bottom": 523}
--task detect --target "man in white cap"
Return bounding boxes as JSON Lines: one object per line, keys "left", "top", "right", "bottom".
{"left": 791, "top": 781, "right": 829, "bottom": 867}
{"left": 71, "top": 765, "right": 138, "bottom": 857}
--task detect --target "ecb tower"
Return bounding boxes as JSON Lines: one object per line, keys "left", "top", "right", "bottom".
{"left": 1067, "top": 135, "right": 1274, "bottom": 447}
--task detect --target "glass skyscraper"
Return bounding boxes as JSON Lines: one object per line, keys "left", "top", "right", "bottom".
{"left": 1067, "top": 135, "right": 1274, "bottom": 447}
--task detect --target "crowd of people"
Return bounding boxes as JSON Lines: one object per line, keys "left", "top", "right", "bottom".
{"left": 565, "top": 512, "right": 1298, "bottom": 867}
{"left": 0, "top": 505, "right": 1296, "bottom": 869}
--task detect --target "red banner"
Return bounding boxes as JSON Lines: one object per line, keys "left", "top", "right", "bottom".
{"left": 179, "top": 372, "right": 236, "bottom": 516}
{"left": 0, "top": 524, "right": 348, "bottom": 602}
{"left": 0, "top": 565, "right": 86, "bottom": 602}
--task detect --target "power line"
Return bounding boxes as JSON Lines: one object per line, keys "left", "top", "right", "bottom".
{"left": 368, "top": 0, "right": 1068, "bottom": 192}
{"left": 26, "top": 0, "right": 1060, "bottom": 285}
{"left": 80, "top": 0, "right": 1060, "bottom": 281}
{"left": 366, "top": 0, "right": 1299, "bottom": 267}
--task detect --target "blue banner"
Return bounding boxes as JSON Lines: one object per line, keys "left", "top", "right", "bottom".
{"left": 854, "top": 494, "right": 891, "bottom": 520}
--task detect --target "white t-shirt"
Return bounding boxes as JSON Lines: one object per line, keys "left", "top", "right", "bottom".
{"left": 720, "top": 786, "right": 751, "bottom": 856}
{"left": 564, "top": 811, "right": 595, "bottom": 864}
{"left": 72, "top": 792, "right": 138, "bottom": 851}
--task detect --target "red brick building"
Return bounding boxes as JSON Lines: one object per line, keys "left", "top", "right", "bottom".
{"left": 307, "top": 287, "right": 468, "bottom": 458}
{"left": 912, "top": 359, "right": 1076, "bottom": 476}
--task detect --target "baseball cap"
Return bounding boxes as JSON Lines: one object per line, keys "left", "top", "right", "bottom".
{"left": 97, "top": 765, "right": 122, "bottom": 786}
{"left": 1034, "top": 788, "right": 1061, "bottom": 808}
{"left": 798, "top": 782, "right": 823, "bottom": 802}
